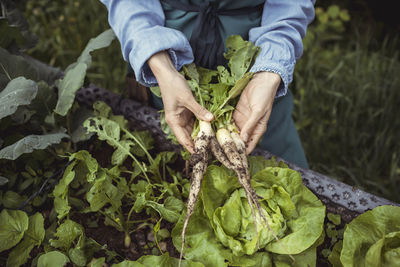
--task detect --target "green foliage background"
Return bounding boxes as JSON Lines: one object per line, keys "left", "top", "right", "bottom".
{"left": 20, "top": 0, "right": 400, "bottom": 202}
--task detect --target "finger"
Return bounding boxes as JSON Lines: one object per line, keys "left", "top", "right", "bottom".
{"left": 183, "top": 96, "right": 214, "bottom": 122}
{"left": 245, "top": 129, "right": 265, "bottom": 155}
{"left": 239, "top": 109, "right": 265, "bottom": 143}
{"left": 245, "top": 115, "right": 269, "bottom": 154}
{"left": 233, "top": 107, "right": 248, "bottom": 131}
{"left": 170, "top": 124, "right": 195, "bottom": 154}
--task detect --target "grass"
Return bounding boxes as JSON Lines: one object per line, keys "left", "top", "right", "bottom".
{"left": 292, "top": 31, "right": 400, "bottom": 202}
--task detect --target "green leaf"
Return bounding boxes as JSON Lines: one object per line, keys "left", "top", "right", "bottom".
{"left": 6, "top": 213, "right": 45, "bottom": 267}
{"left": 76, "top": 29, "right": 116, "bottom": 67}
{"left": 54, "top": 29, "right": 115, "bottom": 116}
{"left": 0, "top": 48, "right": 62, "bottom": 90}
{"left": 327, "top": 5, "right": 340, "bottom": 19}
{"left": 70, "top": 106, "right": 94, "bottom": 143}
{"left": 50, "top": 219, "right": 85, "bottom": 251}
{"left": 328, "top": 240, "right": 343, "bottom": 267}
{"left": 149, "top": 86, "right": 161, "bottom": 98}
{"left": 172, "top": 201, "right": 232, "bottom": 267}
{"left": 112, "top": 139, "right": 133, "bottom": 165}
{"left": 340, "top": 205, "right": 400, "bottom": 267}
{"left": 84, "top": 116, "right": 121, "bottom": 143}
{"left": 0, "top": 132, "right": 69, "bottom": 160}
{"left": 146, "top": 196, "right": 183, "bottom": 223}
{"left": 0, "top": 209, "right": 28, "bottom": 252}
{"left": 327, "top": 213, "right": 341, "bottom": 226}
{"left": 0, "top": 77, "right": 38, "bottom": 119}
{"left": 88, "top": 257, "right": 106, "bottom": 267}
{"left": 69, "top": 246, "right": 87, "bottom": 267}
{"left": 225, "top": 35, "right": 259, "bottom": 80}
{"left": 86, "top": 170, "right": 125, "bottom": 213}
{"left": 1, "top": 190, "right": 26, "bottom": 209}
{"left": 54, "top": 62, "right": 87, "bottom": 116}
{"left": 183, "top": 63, "right": 200, "bottom": 83}
{"left": 52, "top": 161, "right": 76, "bottom": 219}
{"left": 37, "top": 251, "right": 70, "bottom": 267}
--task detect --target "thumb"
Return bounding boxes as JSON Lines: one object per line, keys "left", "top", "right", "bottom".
{"left": 184, "top": 96, "right": 214, "bottom": 121}
{"left": 240, "top": 111, "right": 263, "bottom": 142}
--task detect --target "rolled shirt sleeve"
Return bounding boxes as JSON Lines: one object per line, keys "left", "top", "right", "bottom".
{"left": 99, "top": 0, "right": 194, "bottom": 86}
{"left": 249, "top": 0, "right": 316, "bottom": 97}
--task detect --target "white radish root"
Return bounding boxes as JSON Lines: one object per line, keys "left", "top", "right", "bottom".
{"left": 179, "top": 120, "right": 213, "bottom": 266}
{"left": 216, "top": 128, "right": 260, "bottom": 247}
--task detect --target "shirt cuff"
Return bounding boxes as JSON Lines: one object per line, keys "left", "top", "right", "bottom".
{"left": 128, "top": 26, "right": 194, "bottom": 87}
{"left": 250, "top": 60, "right": 295, "bottom": 98}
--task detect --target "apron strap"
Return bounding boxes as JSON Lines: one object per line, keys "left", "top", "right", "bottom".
{"left": 161, "top": 0, "right": 263, "bottom": 69}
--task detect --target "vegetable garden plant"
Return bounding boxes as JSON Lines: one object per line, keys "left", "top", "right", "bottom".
{"left": 0, "top": 6, "right": 399, "bottom": 266}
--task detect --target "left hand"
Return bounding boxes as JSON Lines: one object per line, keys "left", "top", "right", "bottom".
{"left": 233, "top": 71, "right": 281, "bottom": 154}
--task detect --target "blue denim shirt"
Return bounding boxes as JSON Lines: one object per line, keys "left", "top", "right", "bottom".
{"left": 100, "top": 0, "right": 315, "bottom": 97}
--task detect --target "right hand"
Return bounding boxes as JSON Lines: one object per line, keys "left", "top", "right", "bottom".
{"left": 148, "top": 51, "right": 214, "bottom": 153}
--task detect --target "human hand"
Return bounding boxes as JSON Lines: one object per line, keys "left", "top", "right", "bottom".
{"left": 233, "top": 71, "right": 281, "bottom": 154}
{"left": 148, "top": 51, "right": 214, "bottom": 153}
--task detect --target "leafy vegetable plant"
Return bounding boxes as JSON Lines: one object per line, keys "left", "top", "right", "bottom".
{"left": 172, "top": 156, "right": 326, "bottom": 267}
{"left": 329, "top": 205, "right": 400, "bottom": 267}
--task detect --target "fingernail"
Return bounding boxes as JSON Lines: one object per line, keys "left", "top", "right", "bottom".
{"left": 242, "top": 133, "right": 249, "bottom": 142}
{"left": 205, "top": 113, "right": 213, "bottom": 120}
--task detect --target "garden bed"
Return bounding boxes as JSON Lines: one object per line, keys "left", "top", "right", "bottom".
{"left": 76, "top": 83, "right": 399, "bottom": 220}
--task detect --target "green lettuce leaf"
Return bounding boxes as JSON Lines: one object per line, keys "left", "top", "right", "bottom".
{"left": 340, "top": 205, "right": 400, "bottom": 267}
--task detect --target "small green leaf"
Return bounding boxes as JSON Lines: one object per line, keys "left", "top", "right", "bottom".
{"left": 150, "top": 86, "right": 161, "bottom": 98}
{"left": 1, "top": 190, "right": 26, "bottom": 209}
{"left": 0, "top": 77, "right": 38, "bottom": 119}
{"left": 0, "top": 209, "right": 28, "bottom": 252}
{"left": 146, "top": 196, "right": 183, "bottom": 223}
{"left": 50, "top": 219, "right": 85, "bottom": 251}
{"left": 69, "top": 246, "right": 87, "bottom": 267}
{"left": 327, "top": 213, "right": 341, "bottom": 226}
{"left": 88, "top": 257, "right": 105, "bottom": 267}
{"left": 327, "top": 5, "right": 340, "bottom": 19}
{"left": 183, "top": 63, "right": 200, "bottom": 82}
{"left": 37, "top": 251, "right": 70, "bottom": 267}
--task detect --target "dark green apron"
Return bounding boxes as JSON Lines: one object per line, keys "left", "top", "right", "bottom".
{"left": 142, "top": 0, "right": 309, "bottom": 168}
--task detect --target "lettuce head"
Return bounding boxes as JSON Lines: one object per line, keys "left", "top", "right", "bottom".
{"left": 337, "top": 205, "right": 400, "bottom": 267}
{"left": 172, "top": 156, "right": 326, "bottom": 267}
